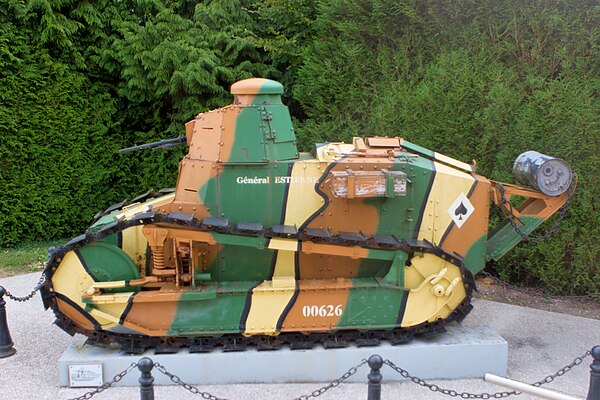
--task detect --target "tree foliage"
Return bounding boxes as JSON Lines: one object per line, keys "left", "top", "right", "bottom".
{"left": 0, "top": 0, "right": 118, "bottom": 243}
{"left": 293, "top": 0, "right": 599, "bottom": 294}
{"left": 0, "top": 0, "right": 597, "bottom": 294}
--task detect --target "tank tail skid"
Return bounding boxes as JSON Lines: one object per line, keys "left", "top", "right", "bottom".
{"left": 487, "top": 177, "right": 576, "bottom": 260}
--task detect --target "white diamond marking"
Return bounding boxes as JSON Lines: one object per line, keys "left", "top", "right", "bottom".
{"left": 448, "top": 192, "right": 474, "bottom": 228}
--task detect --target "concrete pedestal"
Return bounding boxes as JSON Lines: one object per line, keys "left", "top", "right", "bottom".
{"left": 58, "top": 325, "right": 507, "bottom": 387}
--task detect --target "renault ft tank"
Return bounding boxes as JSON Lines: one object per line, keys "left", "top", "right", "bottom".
{"left": 41, "top": 78, "right": 574, "bottom": 353}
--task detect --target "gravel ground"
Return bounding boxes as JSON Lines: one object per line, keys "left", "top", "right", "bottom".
{"left": 0, "top": 272, "right": 598, "bottom": 400}
{"left": 475, "top": 275, "right": 600, "bottom": 320}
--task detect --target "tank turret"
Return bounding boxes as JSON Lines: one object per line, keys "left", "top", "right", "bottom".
{"left": 184, "top": 78, "right": 297, "bottom": 164}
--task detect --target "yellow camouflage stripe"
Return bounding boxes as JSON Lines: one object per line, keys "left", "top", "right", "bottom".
{"left": 417, "top": 162, "right": 476, "bottom": 244}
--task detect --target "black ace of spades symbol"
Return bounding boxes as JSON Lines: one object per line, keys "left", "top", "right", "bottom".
{"left": 454, "top": 201, "right": 468, "bottom": 220}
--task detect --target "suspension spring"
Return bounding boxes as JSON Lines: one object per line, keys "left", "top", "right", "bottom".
{"left": 152, "top": 247, "right": 165, "bottom": 269}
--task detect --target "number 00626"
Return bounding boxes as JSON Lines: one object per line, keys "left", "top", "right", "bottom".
{"left": 302, "top": 304, "right": 343, "bottom": 317}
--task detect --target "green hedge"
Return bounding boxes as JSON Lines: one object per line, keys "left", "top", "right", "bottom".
{"left": 0, "top": 49, "right": 118, "bottom": 244}
{"left": 0, "top": 0, "right": 597, "bottom": 294}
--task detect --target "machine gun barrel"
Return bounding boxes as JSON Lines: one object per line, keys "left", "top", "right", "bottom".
{"left": 119, "top": 136, "right": 187, "bottom": 153}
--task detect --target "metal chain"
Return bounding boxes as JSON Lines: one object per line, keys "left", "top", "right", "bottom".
{"left": 58, "top": 351, "right": 592, "bottom": 400}
{"left": 153, "top": 362, "right": 229, "bottom": 400}
{"left": 531, "top": 350, "right": 592, "bottom": 387}
{"left": 3, "top": 273, "right": 46, "bottom": 302}
{"left": 384, "top": 359, "right": 518, "bottom": 398}
{"left": 67, "top": 362, "right": 138, "bottom": 400}
{"left": 496, "top": 180, "right": 574, "bottom": 243}
{"left": 58, "top": 350, "right": 591, "bottom": 400}
{"left": 383, "top": 349, "right": 591, "bottom": 398}
{"left": 292, "top": 359, "right": 368, "bottom": 400}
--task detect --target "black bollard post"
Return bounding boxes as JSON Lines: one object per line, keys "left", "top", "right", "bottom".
{"left": 588, "top": 346, "right": 600, "bottom": 400}
{"left": 138, "top": 357, "right": 155, "bottom": 400}
{"left": 0, "top": 286, "right": 16, "bottom": 358}
{"left": 367, "top": 354, "right": 383, "bottom": 400}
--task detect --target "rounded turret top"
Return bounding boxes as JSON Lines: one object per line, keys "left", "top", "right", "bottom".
{"left": 231, "top": 78, "right": 283, "bottom": 95}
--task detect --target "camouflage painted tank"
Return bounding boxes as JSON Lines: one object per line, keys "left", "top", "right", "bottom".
{"left": 41, "top": 78, "right": 574, "bottom": 352}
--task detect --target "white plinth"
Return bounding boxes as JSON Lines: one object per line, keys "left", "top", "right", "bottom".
{"left": 58, "top": 325, "right": 507, "bottom": 387}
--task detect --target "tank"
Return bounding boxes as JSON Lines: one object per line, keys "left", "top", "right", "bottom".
{"left": 40, "top": 78, "right": 575, "bottom": 353}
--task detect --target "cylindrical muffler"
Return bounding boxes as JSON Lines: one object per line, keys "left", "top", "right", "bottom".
{"left": 513, "top": 151, "right": 572, "bottom": 196}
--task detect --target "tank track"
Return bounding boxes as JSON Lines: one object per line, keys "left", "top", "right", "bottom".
{"left": 41, "top": 201, "right": 475, "bottom": 354}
